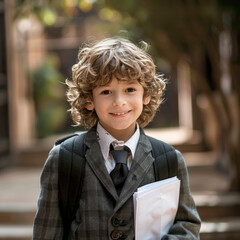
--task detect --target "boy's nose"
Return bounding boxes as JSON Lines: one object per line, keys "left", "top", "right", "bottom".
{"left": 112, "top": 93, "right": 126, "bottom": 106}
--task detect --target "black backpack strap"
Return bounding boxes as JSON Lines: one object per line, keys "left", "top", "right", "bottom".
{"left": 147, "top": 136, "right": 178, "bottom": 181}
{"left": 57, "top": 132, "right": 87, "bottom": 239}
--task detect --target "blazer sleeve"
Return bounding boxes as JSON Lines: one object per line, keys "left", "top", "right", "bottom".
{"left": 162, "top": 150, "right": 201, "bottom": 240}
{"left": 33, "top": 144, "right": 64, "bottom": 239}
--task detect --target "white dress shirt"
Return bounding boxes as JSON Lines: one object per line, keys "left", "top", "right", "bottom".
{"left": 96, "top": 122, "right": 140, "bottom": 173}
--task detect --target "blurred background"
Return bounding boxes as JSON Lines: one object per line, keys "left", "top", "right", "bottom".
{"left": 0, "top": 0, "right": 240, "bottom": 239}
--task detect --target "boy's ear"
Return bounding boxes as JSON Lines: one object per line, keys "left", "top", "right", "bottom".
{"left": 143, "top": 96, "right": 151, "bottom": 105}
{"left": 86, "top": 102, "right": 94, "bottom": 111}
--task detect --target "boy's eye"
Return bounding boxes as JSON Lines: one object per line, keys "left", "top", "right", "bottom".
{"left": 100, "top": 90, "right": 111, "bottom": 95}
{"left": 126, "top": 88, "right": 136, "bottom": 93}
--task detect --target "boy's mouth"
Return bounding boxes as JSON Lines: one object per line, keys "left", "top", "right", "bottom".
{"left": 110, "top": 110, "right": 131, "bottom": 116}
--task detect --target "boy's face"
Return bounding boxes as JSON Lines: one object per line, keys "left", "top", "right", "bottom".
{"left": 86, "top": 77, "right": 150, "bottom": 141}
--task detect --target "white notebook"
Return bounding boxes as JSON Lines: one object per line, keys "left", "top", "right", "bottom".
{"left": 133, "top": 176, "right": 180, "bottom": 240}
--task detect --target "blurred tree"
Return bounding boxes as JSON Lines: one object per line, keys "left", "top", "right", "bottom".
{"left": 14, "top": 0, "right": 97, "bottom": 26}
{"left": 29, "top": 55, "right": 66, "bottom": 138}
{"left": 14, "top": 0, "right": 240, "bottom": 190}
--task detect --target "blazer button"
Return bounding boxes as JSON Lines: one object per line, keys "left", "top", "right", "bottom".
{"left": 112, "top": 217, "right": 121, "bottom": 227}
{"left": 111, "top": 230, "right": 122, "bottom": 239}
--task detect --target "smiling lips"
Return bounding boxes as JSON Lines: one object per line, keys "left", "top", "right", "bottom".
{"left": 110, "top": 110, "right": 131, "bottom": 116}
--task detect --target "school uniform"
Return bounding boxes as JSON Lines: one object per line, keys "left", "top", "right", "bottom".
{"left": 33, "top": 125, "right": 201, "bottom": 239}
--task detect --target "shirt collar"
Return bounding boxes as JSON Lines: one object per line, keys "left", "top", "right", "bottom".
{"left": 97, "top": 122, "right": 140, "bottom": 160}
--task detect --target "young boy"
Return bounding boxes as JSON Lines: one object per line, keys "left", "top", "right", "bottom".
{"left": 33, "top": 37, "right": 201, "bottom": 239}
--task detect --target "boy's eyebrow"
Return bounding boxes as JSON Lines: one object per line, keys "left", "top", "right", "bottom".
{"left": 97, "top": 83, "right": 111, "bottom": 88}
{"left": 98, "top": 80, "right": 138, "bottom": 87}
{"left": 125, "top": 80, "right": 139, "bottom": 85}
{"left": 95, "top": 79, "right": 140, "bottom": 89}
{"left": 111, "top": 80, "right": 139, "bottom": 86}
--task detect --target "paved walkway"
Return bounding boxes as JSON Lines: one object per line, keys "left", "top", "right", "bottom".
{"left": 0, "top": 168, "right": 40, "bottom": 208}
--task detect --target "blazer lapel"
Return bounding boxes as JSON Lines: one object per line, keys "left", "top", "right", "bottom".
{"left": 84, "top": 128, "right": 119, "bottom": 201}
{"left": 116, "top": 131, "right": 154, "bottom": 209}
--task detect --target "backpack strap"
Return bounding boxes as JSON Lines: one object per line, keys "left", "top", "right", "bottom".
{"left": 147, "top": 136, "right": 178, "bottom": 181}
{"left": 56, "top": 132, "right": 87, "bottom": 239}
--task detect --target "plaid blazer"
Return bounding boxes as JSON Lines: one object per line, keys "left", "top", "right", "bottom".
{"left": 33, "top": 128, "right": 201, "bottom": 239}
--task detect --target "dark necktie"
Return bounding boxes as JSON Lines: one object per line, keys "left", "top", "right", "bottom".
{"left": 110, "top": 145, "right": 130, "bottom": 195}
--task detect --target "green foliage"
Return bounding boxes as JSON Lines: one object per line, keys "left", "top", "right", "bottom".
{"left": 14, "top": 0, "right": 97, "bottom": 25}
{"left": 29, "top": 55, "right": 67, "bottom": 138}
{"left": 36, "top": 103, "right": 66, "bottom": 138}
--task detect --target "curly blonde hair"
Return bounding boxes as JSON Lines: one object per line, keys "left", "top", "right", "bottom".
{"left": 66, "top": 37, "right": 166, "bottom": 129}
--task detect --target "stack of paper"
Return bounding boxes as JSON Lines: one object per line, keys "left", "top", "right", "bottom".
{"left": 133, "top": 176, "right": 180, "bottom": 240}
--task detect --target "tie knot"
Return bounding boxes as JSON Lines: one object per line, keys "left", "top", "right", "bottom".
{"left": 110, "top": 145, "right": 130, "bottom": 164}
